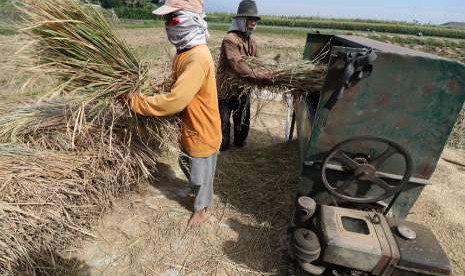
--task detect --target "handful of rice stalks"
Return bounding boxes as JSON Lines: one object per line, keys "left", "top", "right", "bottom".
{"left": 17, "top": 0, "right": 149, "bottom": 100}
{"left": 220, "top": 58, "right": 327, "bottom": 101}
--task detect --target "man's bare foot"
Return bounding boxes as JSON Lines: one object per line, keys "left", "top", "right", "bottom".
{"left": 188, "top": 209, "right": 208, "bottom": 227}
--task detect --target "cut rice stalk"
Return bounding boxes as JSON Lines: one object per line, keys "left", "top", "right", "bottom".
{"left": 17, "top": 0, "right": 149, "bottom": 100}
{"left": 219, "top": 57, "right": 327, "bottom": 102}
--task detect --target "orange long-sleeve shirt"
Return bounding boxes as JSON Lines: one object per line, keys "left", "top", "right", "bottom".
{"left": 130, "top": 44, "right": 221, "bottom": 157}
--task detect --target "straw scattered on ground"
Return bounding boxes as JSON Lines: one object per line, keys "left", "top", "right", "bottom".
{"left": 73, "top": 140, "right": 300, "bottom": 276}
{"left": 448, "top": 107, "right": 465, "bottom": 150}
{"left": 0, "top": 144, "right": 140, "bottom": 275}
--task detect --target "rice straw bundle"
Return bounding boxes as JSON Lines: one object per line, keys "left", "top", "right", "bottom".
{"left": 13, "top": 0, "right": 179, "bottom": 163}
{"left": 0, "top": 144, "right": 138, "bottom": 275}
{"left": 220, "top": 58, "right": 327, "bottom": 101}
{"left": 12, "top": 0, "right": 180, "bottom": 159}
{"left": 10, "top": 0, "right": 181, "bottom": 174}
{"left": 17, "top": 0, "right": 149, "bottom": 100}
{"left": 0, "top": 99, "right": 179, "bottom": 177}
{"left": 0, "top": 99, "right": 80, "bottom": 150}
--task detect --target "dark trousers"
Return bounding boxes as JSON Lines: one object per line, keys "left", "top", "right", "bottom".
{"left": 219, "top": 95, "right": 250, "bottom": 151}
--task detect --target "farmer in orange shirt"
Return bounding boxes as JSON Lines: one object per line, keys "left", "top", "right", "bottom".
{"left": 127, "top": 0, "right": 221, "bottom": 226}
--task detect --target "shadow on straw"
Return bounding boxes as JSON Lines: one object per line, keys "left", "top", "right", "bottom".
{"left": 215, "top": 130, "right": 300, "bottom": 273}
{"left": 148, "top": 161, "right": 194, "bottom": 212}
{"left": 14, "top": 249, "right": 91, "bottom": 276}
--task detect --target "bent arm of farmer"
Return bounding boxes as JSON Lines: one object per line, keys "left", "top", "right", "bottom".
{"left": 130, "top": 61, "right": 207, "bottom": 117}
{"left": 223, "top": 38, "right": 268, "bottom": 81}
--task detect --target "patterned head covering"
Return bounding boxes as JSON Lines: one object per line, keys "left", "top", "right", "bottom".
{"left": 165, "top": 10, "right": 209, "bottom": 52}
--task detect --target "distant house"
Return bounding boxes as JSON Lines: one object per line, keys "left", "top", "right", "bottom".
{"left": 442, "top": 22, "right": 465, "bottom": 28}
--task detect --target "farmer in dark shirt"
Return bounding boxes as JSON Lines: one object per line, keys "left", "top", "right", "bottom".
{"left": 216, "top": 0, "right": 272, "bottom": 151}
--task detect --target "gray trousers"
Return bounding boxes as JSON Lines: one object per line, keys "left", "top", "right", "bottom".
{"left": 179, "top": 152, "right": 218, "bottom": 211}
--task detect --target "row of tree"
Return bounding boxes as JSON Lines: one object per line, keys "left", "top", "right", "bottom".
{"left": 87, "top": 0, "right": 161, "bottom": 9}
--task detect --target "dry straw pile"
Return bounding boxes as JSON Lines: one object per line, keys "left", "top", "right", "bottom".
{"left": 0, "top": 0, "right": 178, "bottom": 274}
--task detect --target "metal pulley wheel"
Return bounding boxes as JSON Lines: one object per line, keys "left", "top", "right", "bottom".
{"left": 294, "top": 228, "right": 321, "bottom": 262}
{"left": 321, "top": 136, "right": 413, "bottom": 204}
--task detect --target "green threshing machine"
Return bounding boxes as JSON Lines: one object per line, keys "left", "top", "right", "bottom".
{"left": 288, "top": 34, "right": 465, "bottom": 276}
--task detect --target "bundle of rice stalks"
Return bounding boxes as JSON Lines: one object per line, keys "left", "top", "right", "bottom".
{"left": 0, "top": 144, "right": 138, "bottom": 274}
{"left": 13, "top": 0, "right": 180, "bottom": 159}
{"left": 220, "top": 58, "right": 327, "bottom": 101}
{"left": 10, "top": 0, "right": 181, "bottom": 173}
{"left": 17, "top": 0, "right": 148, "bottom": 100}
{"left": 14, "top": 0, "right": 179, "bottom": 154}
{"left": 0, "top": 99, "right": 80, "bottom": 149}
{"left": 0, "top": 99, "right": 179, "bottom": 177}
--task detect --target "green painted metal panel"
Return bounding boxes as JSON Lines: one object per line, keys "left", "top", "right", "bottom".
{"left": 306, "top": 48, "right": 465, "bottom": 179}
{"left": 297, "top": 34, "right": 465, "bottom": 218}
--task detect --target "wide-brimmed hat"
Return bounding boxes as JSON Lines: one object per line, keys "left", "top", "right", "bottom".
{"left": 152, "top": 0, "right": 204, "bottom": 15}
{"left": 234, "top": 0, "right": 260, "bottom": 20}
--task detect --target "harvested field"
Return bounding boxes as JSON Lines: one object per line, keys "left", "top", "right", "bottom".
{"left": 1, "top": 22, "right": 465, "bottom": 276}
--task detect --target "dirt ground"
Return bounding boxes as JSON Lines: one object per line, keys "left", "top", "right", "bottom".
{"left": 68, "top": 101, "right": 297, "bottom": 276}
{"left": 410, "top": 148, "right": 465, "bottom": 276}
{"left": 65, "top": 106, "right": 465, "bottom": 276}
{"left": 61, "top": 100, "right": 465, "bottom": 276}
{"left": 1, "top": 26, "right": 465, "bottom": 275}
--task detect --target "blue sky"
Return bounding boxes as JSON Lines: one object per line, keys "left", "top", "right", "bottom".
{"left": 205, "top": 0, "right": 465, "bottom": 24}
